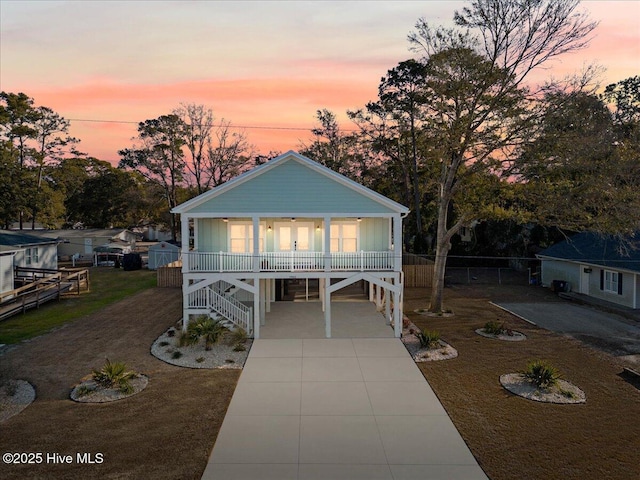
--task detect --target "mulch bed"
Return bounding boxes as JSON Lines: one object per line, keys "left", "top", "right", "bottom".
{"left": 405, "top": 284, "right": 640, "bottom": 480}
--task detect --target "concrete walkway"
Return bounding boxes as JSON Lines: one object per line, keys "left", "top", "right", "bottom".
{"left": 202, "top": 338, "right": 487, "bottom": 480}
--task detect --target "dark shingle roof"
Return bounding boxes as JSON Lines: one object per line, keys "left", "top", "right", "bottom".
{"left": 537, "top": 232, "right": 640, "bottom": 273}
{"left": 0, "top": 230, "right": 58, "bottom": 248}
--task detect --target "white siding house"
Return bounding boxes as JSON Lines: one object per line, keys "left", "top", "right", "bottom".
{"left": 537, "top": 232, "right": 640, "bottom": 309}
{"left": 172, "top": 151, "right": 409, "bottom": 338}
{"left": 0, "top": 231, "right": 58, "bottom": 271}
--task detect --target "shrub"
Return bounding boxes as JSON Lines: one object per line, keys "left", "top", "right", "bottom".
{"left": 414, "top": 329, "right": 440, "bottom": 349}
{"left": 92, "top": 359, "right": 136, "bottom": 394}
{"left": 484, "top": 320, "right": 505, "bottom": 335}
{"left": 75, "top": 384, "right": 95, "bottom": 397}
{"left": 228, "top": 327, "right": 248, "bottom": 346}
{"left": 181, "top": 316, "right": 226, "bottom": 350}
{"left": 523, "top": 360, "right": 560, "bottom": 389}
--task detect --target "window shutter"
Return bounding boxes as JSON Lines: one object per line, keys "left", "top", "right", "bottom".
{"left": 618, "top": 273, "right": 623, "bottom": 295}
{"left": 600, "top": 270, "right": 604, "bottom": 290}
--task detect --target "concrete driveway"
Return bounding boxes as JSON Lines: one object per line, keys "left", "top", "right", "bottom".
{"left": 494, "top": 301, "right": 640, "bottom": 358}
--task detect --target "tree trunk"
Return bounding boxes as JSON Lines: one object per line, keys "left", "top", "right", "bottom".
{"left": 429, "top": 196, "right": 449, "bottom": 313}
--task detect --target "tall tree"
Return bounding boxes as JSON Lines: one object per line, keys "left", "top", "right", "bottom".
{"left": 175, "top": 103, "right": 214, "bottom": 195}
{"left": 205, "top": 120, "right": 253, "bottom": 187}
{"left": 119, "top": 114, "right": 187, "bottom": 241}
{"left": 407, "top": 0, "right": 597, "bottom": 313}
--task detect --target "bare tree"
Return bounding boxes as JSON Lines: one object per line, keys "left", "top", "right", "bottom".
{"left": 206, "top": 120, "right": 253, "bottom": 187}
{"left": 174, "top": 103, "right": 214, "bottom": 194}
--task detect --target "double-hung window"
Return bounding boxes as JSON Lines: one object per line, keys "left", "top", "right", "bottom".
{"left": 25, "top": 247, "right": 39, "bottom": 265}
{"left": 229, "top": 223, "right": 264, "bottom": 253}
{"left": 603, "top": 270, "right": 620, "bottom": 294}
{"left": 330, "top": 223, "right": 358, "bottom": 252}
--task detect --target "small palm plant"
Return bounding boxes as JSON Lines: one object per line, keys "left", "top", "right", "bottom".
{"left": 523, "top": 360, "right": 560, "bottom": 389}
{"left": 92, "top": 359, "right": 137, "bottom": 394}
{"left": 181, "top": 316, "right": 226, "bottom": 350}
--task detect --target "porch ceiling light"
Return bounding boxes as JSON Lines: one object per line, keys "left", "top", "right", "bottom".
{"left": 291, "top": 217, "right": 296, "bottom": 222}
{"left": 222, "top": 218, "right": 228, "bottom": 222}
{"left": 268, "top": 225, "right": 272, "bottom": 231}
{"left": 357, "top": 217, "right": 362, "bottom": 222}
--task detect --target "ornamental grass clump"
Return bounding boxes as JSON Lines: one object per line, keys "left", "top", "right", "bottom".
{"left": 483, "top": 320, "right": 506, "bottom": 335}
{"left": 92, "top": 359, "right": 137, "bottom": 394}
{"left": 523, "top": 360, "right": 561, "bottom": 389}
{"left": 414, "top": 329, "right": 441, "bottom": 349}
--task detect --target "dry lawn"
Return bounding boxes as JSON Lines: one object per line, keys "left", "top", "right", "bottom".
{"left": 0, "top": 287, "right": 239, "bottom": 480}
{"left": 405, "top": 285, "right": 640, "bottom": 480}
{"left": 2, "top": 282, "right": 639, "bottom": 479}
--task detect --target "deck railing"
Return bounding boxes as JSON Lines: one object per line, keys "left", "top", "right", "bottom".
{"left": 183, "top": 250, "right": 396, "bottom": 273}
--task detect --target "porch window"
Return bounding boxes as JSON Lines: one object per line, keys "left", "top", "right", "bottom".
{"left": 330, "top": 223, "right": 358, "bottom": 252}
{"left": 229, "top": 223, "right": 264, "bottom": 253}
{"left": 25, "top": 247, "right": 39, "bottom": 265}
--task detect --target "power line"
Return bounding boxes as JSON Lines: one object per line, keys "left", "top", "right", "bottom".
{"left": 66, "top": 118, "right": 360, "bottom": 133}
{"left": 67, "top": 118, "right": 318, "bottom": 132}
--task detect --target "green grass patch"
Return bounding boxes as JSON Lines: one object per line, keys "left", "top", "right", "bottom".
{"left": 0, "top": 267, "right": 156, "bottom": 344}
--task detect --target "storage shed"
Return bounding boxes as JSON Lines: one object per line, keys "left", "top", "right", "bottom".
{"left": 147, "top": 242, "right": 180, "bottom": 270}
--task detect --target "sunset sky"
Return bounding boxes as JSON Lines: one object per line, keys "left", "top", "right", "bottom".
{"left": 1, "top": 1, "right": 639, "bottom": 164}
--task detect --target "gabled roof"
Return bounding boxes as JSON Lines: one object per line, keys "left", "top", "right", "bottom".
{"left": 0, "top": 230, "right": 58, "bottom": 248}
{"left": 172, "top": 151, "right": 409, "bottom": 216}
{"left": 537, "top": 232, "right": 640, "bottom": 274}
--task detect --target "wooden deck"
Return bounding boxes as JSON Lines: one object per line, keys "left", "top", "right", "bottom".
{"left": 0, "top": 267, "right": 90, "bottom": 321}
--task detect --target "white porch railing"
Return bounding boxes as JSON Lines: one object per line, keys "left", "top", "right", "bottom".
{"left": 187, "top": 285, "right": 252, "bottom": 334}
{"left": 183, "top": 251, "right": 395, "bottom": 272}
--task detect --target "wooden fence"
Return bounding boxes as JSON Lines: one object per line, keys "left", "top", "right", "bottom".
{"left": 403, "top": 264, "right": 434, "bottom": 287}
{"left": 157, "top": 260, "right": 183, "bottom": 287}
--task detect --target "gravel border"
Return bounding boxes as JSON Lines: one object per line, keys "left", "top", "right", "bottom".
{"left": 70, "top": 375, "right": 149, "bottom": 403}
{"left": 151, "top": 327, "right": 252, "bottom": 369}
{"left": 0, "top": 380, "right": 36, "bottom": 423}
{"left": 401, "top": 320, "right": 458, "bottom": 362}
{"left": 500, "top": 373, "right": 586, "bottom": 404}
{"left": 475, "top": 328, "right": 527, "bottom": 342}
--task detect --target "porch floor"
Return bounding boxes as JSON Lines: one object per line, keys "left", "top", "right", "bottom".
{"left": 259, "top": 302, "right": 394, "bottom": 339}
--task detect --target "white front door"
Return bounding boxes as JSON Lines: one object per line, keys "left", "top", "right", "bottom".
{"left": 276, "top": 222, "right": 314, "bottom": 252}
{"left": 580, "top": 265, "right": 590, "bottom": 295}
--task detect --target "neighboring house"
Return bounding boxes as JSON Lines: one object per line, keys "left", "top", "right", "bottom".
{"left": 25, "top": 229, "right": 141, "bottom": 260}
{"left": 0, "top": 230, "right": 59, "bottom": 270}
{"left": 0, "top": 246, "right": 19, "bottom": 296}
{"left": 147, "top": 241, "right": 181, "bottom": 270}
{"left": 172, "top": 150, "right": 409, "bottom": 338}
{"left": 537, "top": 232, "right": 640, "bottom": 309}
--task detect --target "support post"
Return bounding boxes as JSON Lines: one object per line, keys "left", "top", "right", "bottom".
{"left": 253, "top": 281, "right": 260, "bottom": 339}
{"left": 324, "top": 284, "right": 331, "bottom": 338}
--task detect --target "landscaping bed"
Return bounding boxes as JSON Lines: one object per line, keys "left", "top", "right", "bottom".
{"left": 405, "top": 284, "right": 640, "bottom": 480}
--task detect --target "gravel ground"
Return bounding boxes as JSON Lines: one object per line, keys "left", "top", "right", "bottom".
{"left": 0, "top": 380, "right": 35, "bottom": 423}
{"left": 151, "top": 326, "right": 252, "bottom": 369}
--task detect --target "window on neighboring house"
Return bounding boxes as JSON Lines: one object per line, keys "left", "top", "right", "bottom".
{"left": 330, "top": 223, "right": 358, "bottom": 253}
{"left": 25, "top": 247, "right": 39, "bottom": 265}
{"left": 601, "top": 269, "right": 623, "bottom": 295}
{"left": 229, "top": 223, "right": 264, "bottom": 253}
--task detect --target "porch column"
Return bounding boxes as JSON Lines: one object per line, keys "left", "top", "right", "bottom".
{"left": 253, "top": 280, "right": 260, "bottom": 339}
{"left": 324, "top": 283, "right": 331, "bottom": 338}
{"left": 260, "top": 278, "right": 266, "bottom": 326}
{"left": 181, "top": 215, "right": 190, "bottom": 273}
{"left": 393, "top": 289, "right": 401, "bottom": 337}
{"left": 320, "top": 278, "right": 326, "bottom": 312}
{"left": 385, "top": 281, "right": 391, "bottom": 324}
{"left": 252, "top": 216, "right": 260, "bottom": 272}
{"left": 392, "top": 214, "right": 402, "bottom": 272}
{"left": 324, "top": 216, "right": 331, "bottom": 271}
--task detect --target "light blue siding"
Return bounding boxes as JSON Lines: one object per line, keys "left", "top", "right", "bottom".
{"left": 188, "top": 159, "right": 397, "bottom": 214}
